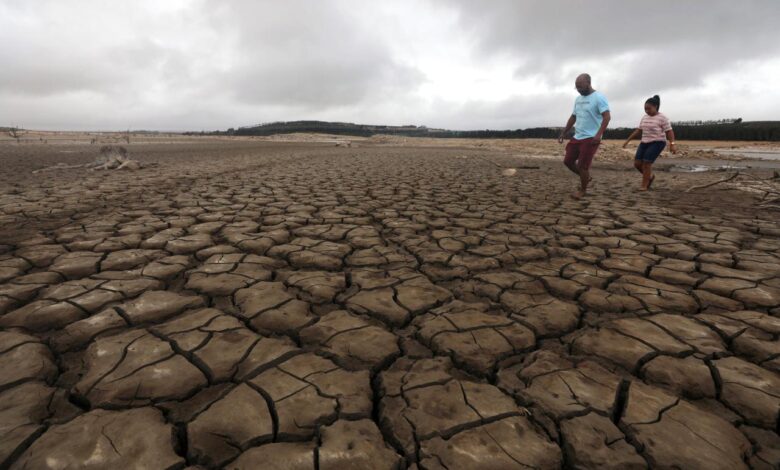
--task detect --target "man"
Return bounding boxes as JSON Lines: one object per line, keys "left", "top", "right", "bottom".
{"left": 558, "top": 73, "right": 611, "bottom": 199}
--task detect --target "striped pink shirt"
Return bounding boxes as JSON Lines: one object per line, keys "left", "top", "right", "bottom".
{"left": 639, "top": 112, "right": 672, "bottom": 143}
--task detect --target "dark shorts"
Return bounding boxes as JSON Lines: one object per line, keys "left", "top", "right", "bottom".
{"left": 635, "top": 141, "right": 666, "bottom": 163}
{"left": 564, "top": 138, "right": 600, "bottom": 170}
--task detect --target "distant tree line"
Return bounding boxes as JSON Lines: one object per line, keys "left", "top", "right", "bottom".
{"left": 606, "top": 120, "right": 780, "bottom": 141}
{"left": 216, "top": 119, "right": 780, "bottom": 141}
{"left": 672, "top": 118, "right": 741, "bottom": 126}
{"left": 230, "top": 120, "right": 432, "bottom": 137}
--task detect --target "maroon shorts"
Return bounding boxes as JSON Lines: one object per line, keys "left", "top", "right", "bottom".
{"left": 564, "top": 138, "right": 600, "bottom": 170}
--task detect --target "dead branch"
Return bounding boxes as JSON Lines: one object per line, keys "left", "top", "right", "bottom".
{"left": 8, "top": 126, "right": 24, "bottom": 142}
{"left": 685, "top": 172, "right": 740, "bottom": 192}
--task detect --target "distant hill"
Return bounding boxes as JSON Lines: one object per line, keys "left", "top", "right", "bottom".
{"left": 209, "top": 119, "right": 780, "bottom": 141}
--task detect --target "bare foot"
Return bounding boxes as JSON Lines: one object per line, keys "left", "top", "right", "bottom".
{"left": 572, "top": 190, "right": 585, "bottom": 199}
{"left": 647, "top": 175, "right": 655, "bottom": 189}
{"left": 638, "top": 187, "right": 649, "bottom": 192}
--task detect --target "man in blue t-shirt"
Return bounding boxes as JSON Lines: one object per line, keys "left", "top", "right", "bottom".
{"left": 557, "top": 73, "right": 611, "bottom": 199}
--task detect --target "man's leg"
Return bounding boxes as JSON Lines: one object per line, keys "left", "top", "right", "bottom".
{"left": 573, "top": 140, "right": 598, "bottom": 197}
{"left": 634, "top": 160, "right": 644, "bottom": 173}
{"left": 580, "top": 167, "right": 590, "bottom": 191}
{"left": 563, "top": 141, "right": 580, "bottom": 175}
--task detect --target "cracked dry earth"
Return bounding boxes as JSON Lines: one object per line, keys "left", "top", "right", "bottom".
{"left": 1, "top": 140, "right": 780, "bottom": 470}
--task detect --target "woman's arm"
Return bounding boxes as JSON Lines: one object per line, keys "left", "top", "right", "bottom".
{"left": 666, "top": 129, "right": 676, "bottom": 153}
{"left": 622, "top": 128, "right": 641, "bottom": 148}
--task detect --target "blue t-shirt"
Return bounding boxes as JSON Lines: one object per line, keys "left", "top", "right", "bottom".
{"left": 572, "top": 91, "right": 610, "bottom": 140}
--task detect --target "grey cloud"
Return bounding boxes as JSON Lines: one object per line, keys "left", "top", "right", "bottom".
{"left": 418, "top": 93, "right": 573, "bottom": 130}
{"left": 211, "top": 1, "right": 424, "bottom": 108}
{"left": 449, "top": 1, "right": 779, "bottom": 59}
{"left": 0, "top": 0, "right": 777, "bottom": 130}
{"left": 446, "top": 0, "right": 780, "bottom": 91}
{"left": 0, "top": 4, "right": 197, "bottom": 98}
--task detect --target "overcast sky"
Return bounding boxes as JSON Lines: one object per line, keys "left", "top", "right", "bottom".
{"left": 2, "top": 0, "right": 779, "bottom": 131}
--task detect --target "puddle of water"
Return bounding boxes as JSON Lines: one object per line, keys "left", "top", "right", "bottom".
{"left": 714, "top": 149, "right": 780, "bottom": 161}
{"left": 668, "top": 164, "right": 748, "bottom": 173}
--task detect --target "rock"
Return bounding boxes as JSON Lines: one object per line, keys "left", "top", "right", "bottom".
{"left": 0, "top": 382, "right": 55, "bottom": 468}
{"left": 414, "top": 302, "right": 534, "bottom": 374}
{"left": 0, "top": 300, "right": 85, "bottom": 331}
{"left": 620, "top": 382, "right": 751, "bottom": 469}
{"left": 419, "top": 415, "right": 561, "bottom": 469}
{"left": 281, "top": 271, "right": 346, "bottom": 303}
{"left": 73, "top": 329, "right": 207, "bottom": 407}
{"left": 187, "top": 383, "right": 274, "bottom": 467}
{"left": 501, "top": 290, "right": 581, "bottom": 337}
{"left": 741, "top": 425, "right": 780, "bottom": 470}
{"left": 569, "top": 326, "right": 655, "bottom": 372}
{"left": 300, "top": 310, "right": 399, "bottom": 370}
{"left": 120, "top": 290, "right": 205, "bottom": 324}
{"left": 0, "top": 331, "right": 58, "bottom": 389}
{"left": 249, "top": 353, "right": 372, "bottom": 439}
{"left": 346, "top": 287, "right": 410, "bottom": 326}
{"left": 49, "top": 251, "right": 103, "bottom": 278}
{"left": 50, "top": 308, "right": 128, "bottom": 352}
{"left": 498, "top": 351, "right": 622, "bottom": 419}
{"left": 379, "top": 357, "right": 535, "bottom": 461}
{"left": 166, "top": 233, "right": 213, "bottom": 254}
{"left": 714, "top": 356, "right": 780, "bottom": 429}
{"left": 152, "top": 308, "right": 299, "bottom": 381}
{"left": 394, "top": 276, "right": 452, "bottom": 313}
{"left": 318, "top": 419, "right": 403, "bottom": 470}
{"left": 228, "top": 442, "right": 314, "bottom": 470}
{"left": 10, "top": 407, "right": 183, "bottom": 469}
{"left": 235, "top": 281, "right": 316, "bottom": 335}
{"left": 560, "top": 413, "right": 647, "bottom": 469}
{"left": 641, "top": 355, "right": 716, "bottom": 398}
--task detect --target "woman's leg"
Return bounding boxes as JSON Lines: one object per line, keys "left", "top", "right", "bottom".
{"left": 642, "top": 162, "right": 653, "bottom": 189}
{"left": 643, "top": 142, "right": 665, "bottom": 189}
{"left": 634, "top": 143, "right": 647, "bottom": 179}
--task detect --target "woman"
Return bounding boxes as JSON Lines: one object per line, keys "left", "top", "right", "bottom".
{"left": 622, "top": 95, "right": 676, "bottom": 190}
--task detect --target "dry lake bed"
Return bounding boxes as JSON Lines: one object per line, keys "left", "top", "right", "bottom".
{"left": 1, "top": 136, "right": 779, "bottom": 469}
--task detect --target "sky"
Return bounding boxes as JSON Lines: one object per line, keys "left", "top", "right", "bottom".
{"left": 1, "top": 0, "right": 779, "bottom": 131}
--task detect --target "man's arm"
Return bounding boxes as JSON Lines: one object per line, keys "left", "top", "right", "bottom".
{"left": 593, "top": 111, "right": 611, "bottom": 143}
{"left": 558, "top": 114, "right": 576, "bottom": 143}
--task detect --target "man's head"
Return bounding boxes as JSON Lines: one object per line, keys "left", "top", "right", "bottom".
{"left": 575, "top": 74, "right": 593, "bottom": 96}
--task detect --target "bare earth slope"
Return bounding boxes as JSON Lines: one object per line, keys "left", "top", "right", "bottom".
{"left": 0, "top": 139, "right": 778, "bottom": 469}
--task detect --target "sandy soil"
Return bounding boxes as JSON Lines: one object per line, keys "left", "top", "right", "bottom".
{"left": 0, "top": 138, "right": 778, "bottom": 469}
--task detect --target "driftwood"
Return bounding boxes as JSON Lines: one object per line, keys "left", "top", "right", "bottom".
{"left": 685, "top": 170, "right": 780, "bottom": 210}
{"left": 468, "top": 155, "right": 540, "bottom": 171}
{"left": 32, "top": 146, "right": 145, "bottom": 174}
